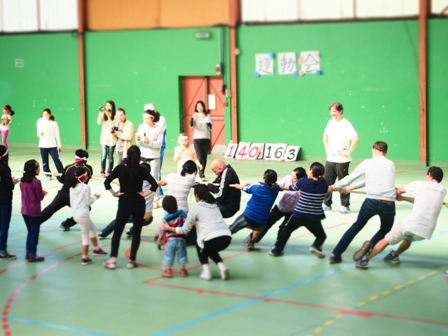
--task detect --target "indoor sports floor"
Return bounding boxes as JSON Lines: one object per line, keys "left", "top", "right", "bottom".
{"left": 1, "top": 145, "right": 447, "bottom": 336}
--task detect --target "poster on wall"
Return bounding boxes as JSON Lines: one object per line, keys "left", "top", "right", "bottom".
{"left": 299, "top": 51, "right": 321, "bottom": 75}
{"left": 255, "top": 53, "right": 274, "bottom": 76}
{"left": 278, "top": 52, "right": 297, "bottom": 75}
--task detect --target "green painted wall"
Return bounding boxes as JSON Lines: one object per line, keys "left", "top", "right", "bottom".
{"left": 237, "top": 20, "right": 420, "bottom": 160}
{"left": 1, "top": 19, "right": 447, "bottom": 164}
{"left": 0, "top": 33, "right": 80, "bottom": 146}
{"left": 84, "top": 27, "right": 231, "bottom": 149}
{"left": 428, "top": 19, "right": 448, "bottom": 164}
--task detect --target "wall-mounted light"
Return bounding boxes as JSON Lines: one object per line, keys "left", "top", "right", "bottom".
{"left": 195, "top": 31, "right": 211, "bottom": 39}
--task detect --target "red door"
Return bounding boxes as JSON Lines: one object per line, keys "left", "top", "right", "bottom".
{"left": 182, "top": 76, "right": 225, "bottom": 152}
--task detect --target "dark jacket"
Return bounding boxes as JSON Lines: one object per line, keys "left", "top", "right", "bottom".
{"left": 58, "top": 161, "right": 93, "bottom": 193}
{"left": 206, "top": 165, "right": 241, "bottom": 215}
{"left": 0, "top": 166, "right": 15, "bottom": 205}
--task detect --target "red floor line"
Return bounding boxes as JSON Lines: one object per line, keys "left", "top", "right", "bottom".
{"left": 144, "top": 282, "right": 448, "bottom": 327}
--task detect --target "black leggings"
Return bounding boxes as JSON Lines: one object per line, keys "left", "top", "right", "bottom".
{"left": 196, "top": 236, "right": 231, "bottom": 264}
{"left": 111, "top": 195, "right": 145, "bottom": 260}
{"left": 193, "top": 138, "right": 210, "bottom": 178}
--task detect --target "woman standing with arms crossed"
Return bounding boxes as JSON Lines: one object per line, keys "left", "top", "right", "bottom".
{"left": 36, "top": 108, "right": 64, "bottom": 179}
{"left": 136, "top": 109, "right": 164, "bottom": 208}
{"left": 97, "top": 100, "right": 117, "bottom": 177}
{"left": 190, "top": 100, "right": 212, "bottom": 181}
{"left": 103, "top": 145, "right": 157, "bottom": 269}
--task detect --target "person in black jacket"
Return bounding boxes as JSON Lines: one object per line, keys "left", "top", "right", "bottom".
{"left": 40, "top": 149, "right": 93, "bottom": 230}
{"left": 206, "top": 159, "right": 241, "bottom": 218}
{"left": 0, "top": 146, "right": 19, "bottom": 260}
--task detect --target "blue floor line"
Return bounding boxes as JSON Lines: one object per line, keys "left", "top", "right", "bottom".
{"left": 8, "top": 316, "right": 115, "bottom": 336}
{"left": 153, "top": 230, "right": 448, "bottom": 335}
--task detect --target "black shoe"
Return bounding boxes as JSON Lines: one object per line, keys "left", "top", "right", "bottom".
{"left": 126, "top": 230, "right": 133, "bottom": 238}
{"left": 60, "top": 221, "right": 70, "bottom": 232}
{"left": 329, "top": 255, "right": 342, "bottom": 264}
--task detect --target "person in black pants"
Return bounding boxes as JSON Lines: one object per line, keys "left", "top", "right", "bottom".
{"left": 103, "top": 145, "right": 157, "bottom": 270}
{"left": 190, "top": 100, "right": 211, "bottom": 181}
{"left": 40, "top": 149, "right": 93, "bottom": 230}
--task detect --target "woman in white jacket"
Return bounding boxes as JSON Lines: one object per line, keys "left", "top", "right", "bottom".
{"left": 163, "top": 184, "right": 231, "bottom": 281}
{"left": 36, "top": 109, "right": 64, "bottom": 179}
{"left": 97, "top": 100, "right": 117, "bottom": 177}
{"left": 70, "top": 167, "right": 107, "bottom": 265}
{"left": 136, "top": 109, "right": 164, "bottom": 208}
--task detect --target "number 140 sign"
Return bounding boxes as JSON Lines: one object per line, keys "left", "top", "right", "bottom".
{"left": 224, "top": 142, "right": 300, "bottom": 161}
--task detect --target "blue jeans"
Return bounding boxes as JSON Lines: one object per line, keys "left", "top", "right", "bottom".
{"left": 39, "top": 147, "right": 64, "bottom": 174}
{"left": 332, "top": 198, "right": 395, "bottom": 257}
{"left": 101, "top": 145, "right": 116, "bottom": 174}
{"left": 0, "top": 204, "right": 12, "bottom": 254}
{"left": 23, "top": 215, "right": 41, "bottom": 257}
{"left": 159, "top": 133, "right": 166, "bottom": 196}
{"left": 163, "top": 237, "right": 188, "bottom": 265}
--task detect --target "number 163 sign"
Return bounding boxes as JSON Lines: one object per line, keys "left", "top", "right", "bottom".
{"left": 224, "top": 142, "right": 300, "bottom": 161}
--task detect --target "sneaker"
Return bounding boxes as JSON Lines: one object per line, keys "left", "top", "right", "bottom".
{"left": 98, "top": 234, "right": 105, "bottom": 240}
{"left": 356, "top": 258, "right": 369, "bottom": 269}
{"left": 353, "top": 241, "right": 373, "bottom": 262}
{"left": 444, "top": 270, "right": 448, "bottom": 275}
{"left": 92, "top": 248, "right": 108, "bottom": 256}
{"left": 180, "top": 269, "right": 188, "bottom": 277}
{"left": 126, "top": 230, "right": 133, "bottom": 238}
{"left": 268, "top": 248, "right": 282, "bottom": 257}
{"left": 162, "top": 268, "right": 173, "bottom": 278}
{"left": 201, "top": 177, "right": 206, "bottom": 181}
{"left": 28, "top": 256, "right": 45, "bottom": 263}
{"left": 46, "top": 175, "right": 52, "bottom": 181}
{"left": 247, "top": 242, "right": 260, "bottom": 251}
{"left": 60, "top": 221, "right": 70, "bottom": 232}
{"left": 383, "top": 251, "right": 400, "bottom": 264}
{"left": 81, "top": 257, "right": 92, "bottom": 266}
{"left": 220, "top": 267, "right": 229, "bottom": 280}
{"left": 309, "top": 246, "right": 325, "bottom": 259}
{"left": 322, "top": 205, "right": 332, "bottom": 211}
{"left": 127, "top": 260, "right": 138, "bottom": 269}
{"left": 105, "top": 172, "right": 111, "bottom": 177}
{"left": 242, "top": 235, "right": 251, "bottom": 245}
{"left": 103, "top": 260, "right": 116, "bottom": 269}
{"left": 0, "top": 253, "right": 17, "bottom": 261}
{"left": 339, "top": 206, "right": 350, "bottom": 214}
{"left": 200, "top": 270, "right": 212, "bottom": 280}
{"left": 101, "top": 173, "right": 106, "bottom": 178}
{"left": 329, "top": 255, "right": 342, "bottom": 264}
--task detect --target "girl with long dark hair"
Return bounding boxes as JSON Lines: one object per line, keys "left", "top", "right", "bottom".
{"left": 103, "top": 145, "right": 157, "bottom": 269}
{"left": 190, "top": 100, "right": 212, "bottom": 181}
{"left": 97, "top": 100, "right": 117, "bottom": 177}
{"left": 20, "top": 160, "right": 47, "bottom": 262}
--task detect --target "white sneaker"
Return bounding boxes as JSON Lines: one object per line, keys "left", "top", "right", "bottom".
{"left": 309, "top": 246, "right": 325, "bottom": 259}
{"left": 220, "top": 268, "right": 229, "bottom": 280}
{"left": 200, "top": 270, "right": 212, "bottom": 280}
{"left": 339, "top": 206, "right": 350, "bottom": 214}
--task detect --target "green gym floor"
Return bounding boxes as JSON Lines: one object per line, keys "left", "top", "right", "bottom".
{"left": 1, "top": 145, "right": 447, "bottom": 336}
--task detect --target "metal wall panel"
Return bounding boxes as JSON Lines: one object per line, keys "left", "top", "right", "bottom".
{"left": 300, "top": 0, "right": 353, "bottom": 20}
{"left": 431, "top": 0, "right": 448, "bottom": 14}
{"left": 356, "top": 0, "right": 418, "bottom": 18}
{"left": 1, "top": 0, "right": 38, "bottom": 32}
{"left": 39, "top": 0, "right": 77, "bottom": 31}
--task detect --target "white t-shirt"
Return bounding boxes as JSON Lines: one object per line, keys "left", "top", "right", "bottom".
{"left": 0, "top": 115, "right": 11, "bottom": 131}
{"left": 165, "top": 173, "right": 196, "bottom": 213}
{"left": 334, "top": 155, "right": 396, "bottom": 202}
{"left": 401, "top": 181, "right": 446, "bottom": 239}
{"left": 324, "top": 118, "right": 357, "bottom": 163}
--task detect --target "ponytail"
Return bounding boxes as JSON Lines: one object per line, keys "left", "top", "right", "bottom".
{"left": 263, "top": 169, "right": 278, "bottom": 194}
{"left": 194, "top": 184, "right": 216, "bottom": 204}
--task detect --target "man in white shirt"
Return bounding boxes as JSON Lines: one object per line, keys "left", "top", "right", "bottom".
{"left": 327, "top": 141, "right": 396, "bottom": 264}
{"left": 323, "top": 102, "right": 359, "bottom": 214}
{"left": 356, "top": 166, "right": 446, "bottom": 269}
